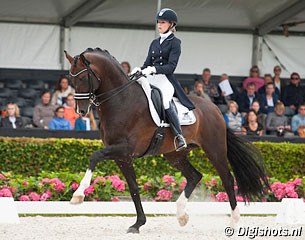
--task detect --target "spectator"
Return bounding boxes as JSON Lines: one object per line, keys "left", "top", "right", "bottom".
{"left": 216, "top": 73, "right": 238, "bottom": 114}
{"left": 250, "top": 100, "right": 266, "bottom": 127}
{"left": 64, "top": 94, "right": 79, "bottom": 128}
{"left": 0, "top": 102, "right": 23, "bottom": 128}
{"left": 51, "top": 76, "right": 75, "bottom": 106}
{"left": 291, "top": 104, "right": 305, "bottom": 136}
{"left": 238, "top": 82, "right": 260, "bottom": 114}
{"left": 121, "top": 61, "right": 131, "bottom": 76}
{"left": 242, "top": 110, "right": 264, "bottom": 136}
{"left": 201, "top": 68, "right": 219, "bottom": 103}
{"left": 265, "top": 101, "right": 291, "bottom": 136}
{"left": 188, "top": 80, "right": 211, "bottom": 101}
{"left": 75, "top": 111, "right": 97, "bottom": 130}
{"left": 242, "top": 65, "right": 264, "bottom": 91}
{"left": 49, "top": 106, "right": 72, "bottom": 130}
{"left": 223, "top": 100, "right": 244, "bottom": 134}
{"left": 273, "top": 65, "right": 286, "bottom": 96}
{"left": 258, "top": 74, "right": 280, "bottom": 97}
{"left": 282, "top": 72, "right": 305, "bottom": 116}
{"left": 33, "top": 90, "right": 57, "bottom": 129}
{"left": 259, "top": 82, "right": 279, "bottom": 114}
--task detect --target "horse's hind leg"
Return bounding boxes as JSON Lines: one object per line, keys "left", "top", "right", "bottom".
{"left": 164, "top": 151, "right": 202, "bottom": 227}
{"left": 200, "top": 140, "right": 239, "bottom": 227}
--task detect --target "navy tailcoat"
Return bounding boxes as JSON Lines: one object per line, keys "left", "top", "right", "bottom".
{"left": 141, "top": 34, "right": 195, "bottom": 110}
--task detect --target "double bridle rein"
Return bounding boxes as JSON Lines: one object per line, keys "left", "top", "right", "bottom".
{"left": 69, "top": 55, "right": 142, "bottom": 107}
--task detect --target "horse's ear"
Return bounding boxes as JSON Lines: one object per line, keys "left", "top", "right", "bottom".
{"left": 64, "top": 50, "right": 73, "bottom": 64}
{"left": 79, "top": 54, "right": 89, "bottom": 67}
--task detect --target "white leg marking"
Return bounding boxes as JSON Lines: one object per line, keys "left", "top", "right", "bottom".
{"left": 70, "top": 169, "right": 93, "bottom": 204}
{"left": 230, "top": 206, "right": 240, "bottom": 228}
{"left": 176, "top": 191, "right": 189, "bottom": 226}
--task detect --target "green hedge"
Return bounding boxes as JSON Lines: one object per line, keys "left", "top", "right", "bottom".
{"left": 0, "top": 137, "right": 305, "bottom": 182}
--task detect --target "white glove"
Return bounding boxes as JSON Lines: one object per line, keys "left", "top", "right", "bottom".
{"left": 142, "top": 66, "right": 156, "bottom": 76}
{"left": 130, "top": 67, "right": 141, "bottom": 75}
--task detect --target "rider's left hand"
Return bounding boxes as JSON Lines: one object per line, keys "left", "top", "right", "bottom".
{"left": 142, "top": 66, "right": 156, "bottom": 76}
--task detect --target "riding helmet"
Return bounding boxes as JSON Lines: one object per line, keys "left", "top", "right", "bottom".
{"left": 156, "top": 8, "right": 178, "bottom": 25}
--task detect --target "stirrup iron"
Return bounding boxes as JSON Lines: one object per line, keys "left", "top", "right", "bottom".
{"left": 174, "top": 134, "right": 187, "bottom": 151}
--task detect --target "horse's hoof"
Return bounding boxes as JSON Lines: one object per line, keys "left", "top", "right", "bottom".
{"left": 70, "top": 195, "right": 84, "bottom": 205}
{"left": 178, "top": 213, "right": 189, "bottom": 227}
{"left": 127, "top": 227, "right": 139, "bottom": 234}
{"left": 230, "top": 207, "right": 240, "bottom": 228}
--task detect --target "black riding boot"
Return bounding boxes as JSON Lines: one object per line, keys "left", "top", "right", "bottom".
{"left": 165, "top": 105, "right": 187, "bottom": 151}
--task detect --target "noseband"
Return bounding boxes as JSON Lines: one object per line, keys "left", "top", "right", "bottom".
{"left": 69, "top": 55, "right": 142, "bottom": 107}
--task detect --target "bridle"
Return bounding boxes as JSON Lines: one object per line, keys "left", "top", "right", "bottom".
{"left": 69, "top": 55, "right": 142, "bottom": 108}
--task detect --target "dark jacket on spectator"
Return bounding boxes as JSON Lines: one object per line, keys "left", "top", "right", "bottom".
{"left": 259, "top": 93, "right": 279, "bottom": 114}
{"left": 215, "top": 84, "right": 238, "bottom": 105}
{"left": 258, "top": 86, "right": 280, "bottom": 98}
{"left": 237, "top": 90, "right": 260, "bottom": 113}
{"left": 0, "top": 117, "right": 24, "bottom": 128}
{"left": 282, "top": 84, "right": 305, "bottom": 107}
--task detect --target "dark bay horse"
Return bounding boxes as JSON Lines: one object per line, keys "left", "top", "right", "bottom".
{"left": 65, "top": 48, "right": 269, "bottom": 233}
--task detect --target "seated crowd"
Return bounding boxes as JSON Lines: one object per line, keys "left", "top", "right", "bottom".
{"left": 188, "top": 65, "right": 305, "bottom": 137}
{"left": 0, "top": 62, "right": 305, "bottom": 137}
{"left": 0, "top": 75, "right": 97, "bottom": 131}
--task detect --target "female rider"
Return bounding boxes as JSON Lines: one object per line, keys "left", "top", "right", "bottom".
{"left": 131, "top": 8, "right": 195, "bottom": 151}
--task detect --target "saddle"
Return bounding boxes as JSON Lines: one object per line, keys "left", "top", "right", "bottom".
{"left": 136, "top": 77, "right": 196, "bottom": 156}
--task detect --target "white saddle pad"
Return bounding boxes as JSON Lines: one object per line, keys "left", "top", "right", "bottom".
{"left": 137, "top": 77, "right": 196, "bottom": 127}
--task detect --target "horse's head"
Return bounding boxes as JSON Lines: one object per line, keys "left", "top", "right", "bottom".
{"left": 65, "top": 50, "right": 101, "bottom": 117}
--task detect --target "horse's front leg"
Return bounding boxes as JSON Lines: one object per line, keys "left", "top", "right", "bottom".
{"left": 115, "top": 160, "right": 146, "bottom": 234}
{"left": 70, "top": 168, "right": 93, "bottom": 204}
{"left": 70, "top": 144, "right": 129, "bottom": 204}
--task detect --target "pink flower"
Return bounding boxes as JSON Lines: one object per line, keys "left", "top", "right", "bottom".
{"left": 155, "top": 189, "right": 173, "bottom": 201}
{"left": 106, "top": 176, "right": 125, "bottom": 192}
{"left": 93, "top": 176, "right": 106, "bottom": 186}
{"left": 236, "top": 195, "right": 244, "bottom": 202}
{"left": 29, "top": 192, "right": 40, "bottom": 201}
{"left": 179, "top": 178, "right": 187, "bottom": 192}
{"left": 143, "top": 181, "right": 152, "bottom": 191}
{"left": 23, "top": 180, "right": 28, "bottom": 186}
{"left": 70, "top": 182, "right": 79, "bottom": 191}
{"left": 41, "top": 178, "right": 50, "bottom": 183}
{"left": 210, "top": 178, "right": 217, "bottom": 186}
{"left": 0, "top": 173, "right": 6, "bottom": 180}
{"left": 0, "top": 187, "right": 13, "bottom": 197}
{"left": 293, "top": 178, "right": 303, "bottom": 186}
{"left": 19, "top": 195, "right": 30, "bottom": 201}
{"left": 111, "top": 197, "right": 120, "bottom": 202}
{"left": 49, "top": 178, "right": 65, "bottom": 191}
{"left": 162, "top": 175, "right": 174, "bottom": 186}
{"left": 40, "top": 190, "right": 52, "bottom": 201}
{"left": 112, "top": 180, "right": 125, "bottom": 192}
{"left": 84, "top": 185, "right": 94, "bottom": 196}
{"left": 106, "top": 175, "right": 120, "bottom": 182}
{"left": 216, "top": 192, "right": 229, "bottom": 202}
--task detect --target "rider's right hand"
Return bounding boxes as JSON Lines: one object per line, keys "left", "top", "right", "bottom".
{"left": 130, "top": 67, "right": 141, "bottom": 75}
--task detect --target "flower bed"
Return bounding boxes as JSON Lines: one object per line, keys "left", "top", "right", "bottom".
{"left": 0, "top": 171, "right": 304, "bottom": 202}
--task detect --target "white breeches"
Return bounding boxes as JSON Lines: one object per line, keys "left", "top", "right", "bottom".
{"left": 146, "top": 74, "right": 174, "bottom": 109}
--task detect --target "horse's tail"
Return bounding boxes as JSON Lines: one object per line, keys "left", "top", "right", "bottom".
{"left": 226, "top": 128, "right": 270, "bottom": 201}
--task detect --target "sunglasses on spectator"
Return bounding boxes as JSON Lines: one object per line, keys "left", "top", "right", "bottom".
{"left": 275, "top": 69, "right": 281, "bottom": 71}
{"left": 291, "top": 77, "right": 299, "bottom": 80}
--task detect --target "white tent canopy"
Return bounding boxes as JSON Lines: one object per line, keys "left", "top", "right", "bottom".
{"left": 1, "top": 0, "right": 305, "bottom": 77}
